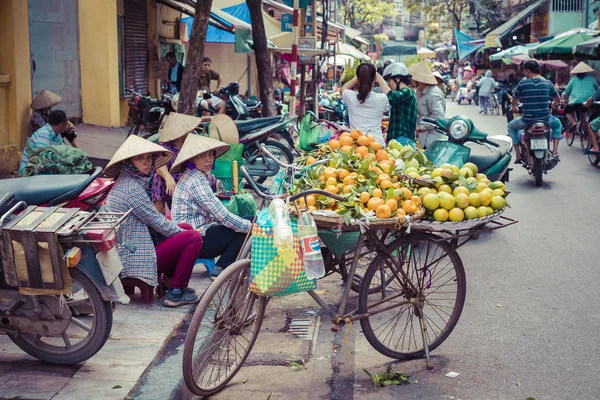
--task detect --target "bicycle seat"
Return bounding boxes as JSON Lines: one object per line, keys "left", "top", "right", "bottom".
{"left": 465, "top": 138, "right": 511, "bottom": 171}
{"left": 0, "top": 167, "right": 102, "bottom": 206}
{"left": 234, "top": 116, "right": 283, "bottom": 134}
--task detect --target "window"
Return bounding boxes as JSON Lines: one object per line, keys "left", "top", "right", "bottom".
{"left": 552, "top": 0, "right": 583, "bottom": 12}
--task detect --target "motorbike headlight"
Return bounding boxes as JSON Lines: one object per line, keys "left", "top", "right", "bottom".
{"left": 448, "top": 120, "right": 470, "bottom": 140}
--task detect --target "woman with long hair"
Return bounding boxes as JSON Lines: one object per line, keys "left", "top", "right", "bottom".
{"left": 339, "top": 62, "right": 389, "bottom": 145}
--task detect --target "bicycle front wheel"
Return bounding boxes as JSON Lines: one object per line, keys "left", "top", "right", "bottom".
{"left": 358, "top": 234, "right": 466, "bottom": 359}
{"left": 182, "top": 259, "right": 267, "bottom": 397}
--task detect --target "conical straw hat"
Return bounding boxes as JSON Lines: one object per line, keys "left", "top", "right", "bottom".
{"left": 463, "top": 65, "right": 472, "bottom": 72}
{"left": 104, "top": 135, "right": 174, "bottom": 178}
{"left": 170, "top": 134, "right": 230, "bottom": 173}
{"left": 159, "top": 112, "right": 202, "bottom": 142}
{"left": 31, "top": 90, "right": 62, "bottom": 110}
{"left": 432, "top": 70, "right": 444, "bottom": 81}
{"left": 570, "top": 61, "right": 594, "bottom": 75}
{"left": 208, "top": 114, "right": 239, "bottom": 145}
{"left": 409, "top": 61, "right": 438, "bottom": 85}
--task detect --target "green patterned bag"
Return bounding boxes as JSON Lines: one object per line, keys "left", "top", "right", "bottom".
{"left": 249, "top": 210, "right": 316, "bottom": 297}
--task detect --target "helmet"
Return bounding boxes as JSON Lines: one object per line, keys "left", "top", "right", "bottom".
{"left": 383, "top": 59, "right": 393, "bottom": 68}
{"left": 383, "top": 62, "right": 410, "bottom": 80}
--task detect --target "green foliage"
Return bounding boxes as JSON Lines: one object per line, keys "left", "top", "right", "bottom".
{"left": 340, "top": 58, "right": 362, "bottom": 85}
{"left": 339, "top": 0, "right": 398, "bottom": 30}
{"left": 363, "top": 365, "right": 416, "bottom": 387}
{"left": 373, "top": 33, "right": 389, "bottom": 44}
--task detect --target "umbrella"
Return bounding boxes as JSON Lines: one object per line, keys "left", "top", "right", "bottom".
{"left": 417, "top": 47, "right": 436, "bottom": 58}
{"left": 574, "top": 36, "right": 600, "bottom": 58}
{"left": 511, "top": 54, "right": 568, "bottom": 70}
{"left": 489, "top": 44, "right": 538, "bottom": 62}
{"left": 337, "top": 41, "right": 370, "bottom": 61}
{"left": 382, "top": 40, "right": 418, "bottom": 56}
{"left": 531, "top": 31, "right": 598, "bottom": 57}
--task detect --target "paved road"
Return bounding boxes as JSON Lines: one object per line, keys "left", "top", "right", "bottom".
{"left": 342, "top": 100, "right": 600, "bottom": 400}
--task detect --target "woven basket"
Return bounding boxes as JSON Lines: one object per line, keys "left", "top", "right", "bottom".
{"left": 318, "top": 231, "right": 360, "bottom": 257}
{"left": 311, "top": 207, "right": 426, "bottom": 232}
{"left": 213, "top": 159, "right": 244, "bottom": 192}
{"left": 411, "top": 207, "right": 507, "bottom": 232}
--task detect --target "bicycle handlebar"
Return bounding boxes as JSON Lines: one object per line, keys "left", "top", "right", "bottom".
{"left": 259, "top": 144, "right": 329, "bottom": 171}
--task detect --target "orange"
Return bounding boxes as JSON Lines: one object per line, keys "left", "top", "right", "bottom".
{"left": 396, "top": 208, "right": 407, "bottom": 217}
{"left": 357, "top": 135, "right": 370, "bottom": 146}
{"left": 350, "top": 129, "right": 362, "bottom": 139}
{"left": 337, "top": 168, "right": 350, "bottom": 179}
{"left": 337, "top": 183, "right": 345, "bottom": 189}
{"left": 367, "top": 197, "right": 384, "bottom": 211}
{"left": 376, "top": 150, "right": 389, "bottom": 162}
{"left": 411, "top": 196, "right": 421, "bottom": 207}
{"left": 385, "top": 199, "right": 398, "bottom": 211}
{"left": 377, "top": 173, "right": 391, "bottom": 183}
{"left": 326, "top": 177, "right": 338, "bottom": 186}
{"left": 355, "top": 146, "right": 369, "bottom": 158}
{"left": 372, "top": 188, "right": 383, "bottom": 198}
{"left": 380, "top": 180, "right": 393, "bottom": 189}
{"left": 349, "top": 172, "right": 358, "bottom": 178}
{"left": 339, "top": 135, "right": 354, "bottom": 147}
{"left": 392, "top": 182, "right": 401, "bottom": 189}
{"left": 339, "top": 132, "right": 351, "bottom": 139}
{"left": 359, "top": 192, "right": 370, "bottom": 203}
{"left": 402, "top": 200, "right": 417, "bottom": 214}
{"left": 308, "top": 205, "right": 317, "bottom": 212}
{"left": 306, "top": 156, "right": 317, "bottom": 165}
{"left": 379, "top": 161, "right": 392, "bottom": 173}
{"left": 401, "top": 187, "right": 413, "bottom": 200}
{"left": 343, "top": 185, "right": 353, "bottom": 194}
{"left": 370, "top": 166, "right": 383, "bottom": 175}
{"left": 306, "top": 195, "right": 317, "bottom": 206}
{"left": 297, "top": 197, "right": 306, "bottom": 205}
{"left": 323, "top": 167, "right": 337, "bottom": 179}
{"left": 366, "top": 134, "right": 376, "bottom": 144}
{"left": 325, "top": 185, "right": 339, "bottom": 194}
{"left": 376, "top": 204, "right": 392, "bottom": 219}
{"left": 341, "top": 145, "right": 353, "bottom": 154}
{"left": 363, "top": 153, "right": 376, "bottom": 161}
{"left": 329, "top": 139, "right": 340, "bottom": 150}
{"left": 343, "top": 176, "right": 355, "bottom": 185}
{"left": 370, "top": 141, "right": 382, "bottom": 152}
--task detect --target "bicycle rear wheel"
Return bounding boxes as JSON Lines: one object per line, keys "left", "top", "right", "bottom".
{"left": 182, "top": 259, "right": 267, "bottom": 397}
{"left": 358, "top": 234, "right": 466, "bottom": 359}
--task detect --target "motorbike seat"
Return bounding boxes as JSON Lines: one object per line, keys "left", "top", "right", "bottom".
{"left": 0, "top": 167, "right": 103, "bottom": 207}
{"left": 234, "top": 116, "right": 283, "bottom": 134}
{"left": 465, "top": 138, "right": 511, "bottom": 171}
{"left": 244, "top": 99, "right": 260, "bottom": 108}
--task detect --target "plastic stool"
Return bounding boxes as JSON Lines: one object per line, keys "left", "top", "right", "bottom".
{"left": 196, "top": 258, "right": 216, "bottom": 275}
{"left": 121, "top": 277, "right": 155, "bottom": 304}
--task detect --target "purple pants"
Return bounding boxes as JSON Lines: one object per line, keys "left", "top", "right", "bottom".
{"left": 156, "top": 224, "right": 202, "bottom": 288}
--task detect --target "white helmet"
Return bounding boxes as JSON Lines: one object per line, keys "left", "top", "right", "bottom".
{"left": 383, "top": 62, "right": 410, "bottom": 80}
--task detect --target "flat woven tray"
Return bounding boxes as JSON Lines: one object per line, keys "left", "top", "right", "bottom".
{"left": 411, "top": 207, "right": 507, "bottom": 233}
{"left": 311, "top": 207, "right": 426, "bottom": 232}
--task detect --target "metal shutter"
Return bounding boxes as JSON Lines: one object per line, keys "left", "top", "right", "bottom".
{"left": 124, "top": 0, "right": 148, "bottom": 94}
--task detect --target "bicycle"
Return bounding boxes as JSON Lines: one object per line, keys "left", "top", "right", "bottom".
{"left": 181, "top": 151, "right": 471, "bottom": 397}
{"left": 566, "top": 106, "right": 590, "bottom": 149}
{"left": 490, "top": 92, "right": 500, "bottom": 115}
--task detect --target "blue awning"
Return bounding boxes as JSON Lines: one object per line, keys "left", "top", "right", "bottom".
{"left": 455, "top": 29, "right": 483, "bottom": 60}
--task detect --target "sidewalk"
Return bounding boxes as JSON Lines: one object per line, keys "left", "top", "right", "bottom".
{"left": 0, "top": 262, "right": 212, "bottom": 400}
{"left": 76, "top": 124, "right": 129, "bottom": 162}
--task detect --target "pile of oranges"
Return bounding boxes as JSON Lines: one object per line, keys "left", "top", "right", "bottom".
{"left": 293, "top": 129, "right": 425, "bottom": 220}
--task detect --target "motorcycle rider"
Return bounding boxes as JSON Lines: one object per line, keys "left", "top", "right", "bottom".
{"left": 380, "top": 62, "right": 418, "bottom": 148}
{"left": 564, "top": 61, "right": 598, "bottom": 133}
{"left": 583, "top": 85, "right": 600, "bottom": 153}
{"left": 508, "top": 60, "right": 562, "bottom": 163}
{"left": 199, "top": 57, "right": 226, "bottom": 116}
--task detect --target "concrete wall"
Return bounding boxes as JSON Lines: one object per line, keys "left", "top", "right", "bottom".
{"left": 205, "top": 43, "right": 258, "bottom": 97}
{"left": 0, "top": 0, "right": 32, "bottom": 173}
{"left": 78, "top": 0, "right": 121, "bottom": 127}
{"left": 549, "top": 12, "right": 584, "bottom": 36}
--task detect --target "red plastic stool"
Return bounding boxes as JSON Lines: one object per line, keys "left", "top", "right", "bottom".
{"left": 121, "top": 277, "right": 155, "bottom": 304}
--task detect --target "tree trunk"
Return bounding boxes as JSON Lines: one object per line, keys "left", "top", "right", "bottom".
{"left": 246, "top": 0, "right": 276, "bottom": 116}
{"left": 178, "top": 0, "right": 213, "bottom": 115}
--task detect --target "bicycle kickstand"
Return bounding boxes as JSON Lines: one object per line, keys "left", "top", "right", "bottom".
{"left": 418, "top": 313, "right": 434, "bottom": 370}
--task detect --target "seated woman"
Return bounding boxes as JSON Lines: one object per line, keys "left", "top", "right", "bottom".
{"left": 30, "top": 90, "right": 78, "bottom": 147}
{"left": 339, "top": 63, "right": 389, "bottom": 145}
{"left": 171, "top": 134, "right": 252, "bottom": 279}
{"left": 152, "top": 112, "right": 202, "bottom": 214}
{"left": 104, "top": 136, "right": 203, "bottom": 307}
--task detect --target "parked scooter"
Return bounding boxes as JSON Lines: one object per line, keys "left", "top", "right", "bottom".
{"left": 126, "top": 89, "right": 173, "bottom": 138}
{"left": 421, "top": 116, "right": 513, "bottom": 182}
{"left": 0, "top": 194, "right": 130, "bottom": 364}
{"left": 515, "top": 122, "right": 559, "bottom": 186}
{"left": 0, "top": 167, "right": 113, "bottom": 211}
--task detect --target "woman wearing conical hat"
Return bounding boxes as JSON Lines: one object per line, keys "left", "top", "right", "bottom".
{"left": 152, "top": 113, "right": 202, "bottom": 214}
{"left": 29, "top": 90, "right": 78, "bottom": 148}
{"left": 171, "top": 134, "right": 251, "bottom": 280}
{"left": 564, "top": 61, "right": 598, "bottom": 133}
{"left": 409, "top": 61, "right": 446, "bottom": 148}
{"left": 104, "top": 136, "right": 203, "bottom": 307}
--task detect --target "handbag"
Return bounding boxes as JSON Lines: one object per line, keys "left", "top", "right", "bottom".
{"left": 249, "top": 209, "right": 316, "bottom": 297}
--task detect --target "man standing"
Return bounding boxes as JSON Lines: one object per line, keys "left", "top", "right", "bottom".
{"left": 166, "top": 52, "right": 184, "bottom": 94}
{"left": 198, "top": 57, "right": 225, "bottom": 115}
{"left": 508, "top": 60, "right": 562, "bottom": 163}
{"left": 19, "top": 110, "right": 73, "bottom": 175}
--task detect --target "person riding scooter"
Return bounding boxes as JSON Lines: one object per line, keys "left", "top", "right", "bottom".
{"left": 508, "top": 60, "right": 562, "bottom": 163}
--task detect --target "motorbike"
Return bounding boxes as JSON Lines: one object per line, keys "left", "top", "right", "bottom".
{"left": 421, "top": 116, "right": 513, "bottom": 182}
{"left": 516, "top": 121, "right": 559, "bottom": 186}
{"left": 455, "top": 85, "right": 474, "bottom": 105}
{"left": 0, "top": 167, "right": 113, "bottom": 211}
{"left": 126, "top": 89, "right": 173, "bottom": 138}
{"left": 0, "top": 191, "right": 130, "bottom": 364}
